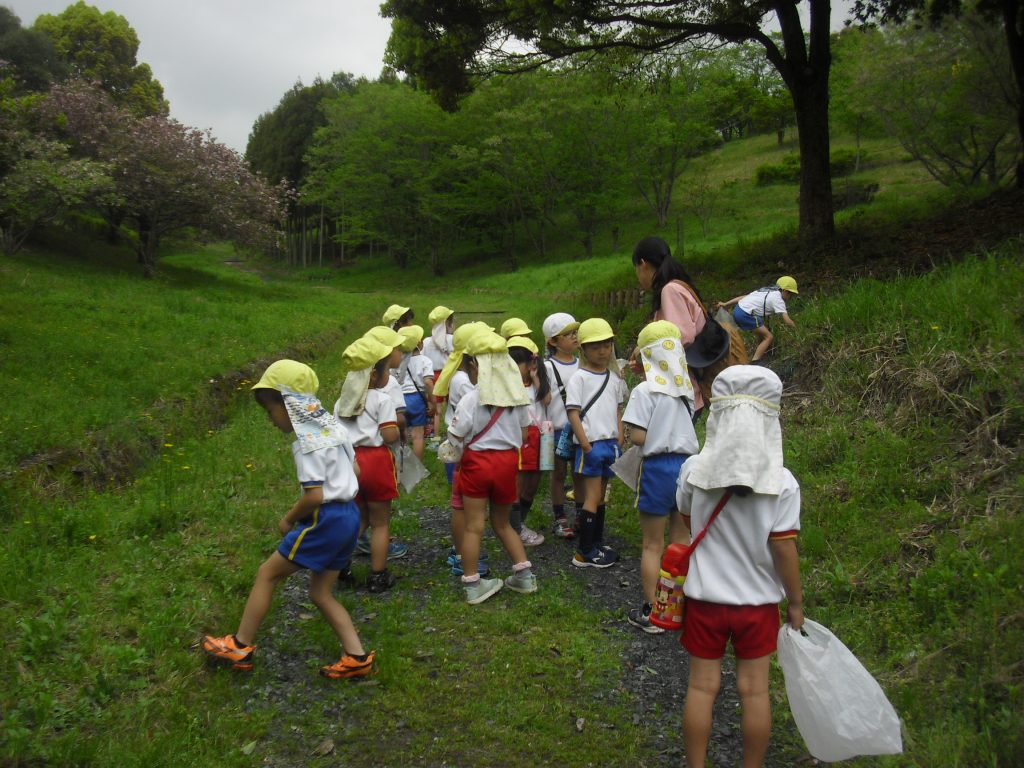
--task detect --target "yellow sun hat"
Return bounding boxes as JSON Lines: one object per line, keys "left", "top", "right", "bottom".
{"left": 252, "top": 359, "right": 320, "bottom": 394}
{"left": 637, "top": 320, "right": 681, "bottom": 350}
{"left": 499, "top": 317, "right": 532, "bottom": 339}
{"left": 433, "top": 321, "right": 492, "bottom": 397}
{"left": 381, "top": 304, "right": 411, "bottom": 326}
{"left": 342, "top": 337, "right": 392, "bottom": 371}
{"left": 397, "top": 324, "right": 425, "bottom": 352}
{"left": 578, "top": 317, "right": 615, "bottom": 345}
{"left": 507, "top": 336, "right": 539, "bottom": 355}
{"left": 363, "top": 325, "right": 403, "bottom": 350}
{"left": 465, "top": 328, "right": 508, "bottom": 356}
{"left": 428, "top": 305, "right": 454, "bottom": 326}
{"left": 776, "top": 276, "right": 799, "bottom": 294}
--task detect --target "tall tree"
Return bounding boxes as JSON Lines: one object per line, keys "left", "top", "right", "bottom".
{"left": 383, "top": 0, "right": 837, "bottom": 243}
{"left": 33, "top": 1, "right": 167, "bottom": 115}
{"left": 853, "top": 0, "right": 1024, "bottom": 187}
{"left": 0, "top": 7, "right": 64, "bottom": 92}
{"left": 846, "top": 18, "right": 1018, "bottom": 187}
{"left": 245, "top": 75, "right": 356, "bottom": 189}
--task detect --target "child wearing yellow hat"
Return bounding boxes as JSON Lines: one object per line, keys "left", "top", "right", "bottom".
{"left": 565, "top": 318, "right": 629, "bottom": 569}
{"left": 507, "top": 336, "right": 551, "bottom": 547}
{"left": 201, "top": 360, "right": 375, "bottom": 679}
{"left": 382, "top": 304, "right": 414, "bottom": 330}
{"left": 397, "top": 325, "right": 435, "bottom": 461}
{"left": 622, "top": 321, "right": 700, "bottom": 633}
{"left": 423, "top": 306, "right": 455, "bottom": 438}
{"left": 716, "top": 277, "right": 799, "bottom": 363}
{"left": 446, "top": 329, "right": 535, "bottom": 604}
{"left": 335, "top": 337, "right": 403, "bottom": 593}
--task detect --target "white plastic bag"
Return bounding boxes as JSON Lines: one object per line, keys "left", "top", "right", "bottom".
{"left": 777, "top": 619, "right": 903, "bottom": 762}
{"left": 611, "top": 445, "right": 642, "bottom": 491}
{"left": 397, "top": 444, "right": 430, "bottom": 492}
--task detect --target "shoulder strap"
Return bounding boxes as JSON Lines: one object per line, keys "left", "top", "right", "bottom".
{"left": 678, "top": 281, "right": 710, "bottom": 321}
{"left": 690, "top": 489, "right": 733, "bottom": 550}
{"left": 579, "top": 372, "right": 610, "bottom": 420}
{"left": 549, "top": 360, "right": 567, "bottom": 403}
{"left": 467, "top": 406, "right": 505, "bottom": 447}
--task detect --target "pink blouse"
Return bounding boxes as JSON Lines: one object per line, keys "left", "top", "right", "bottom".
{"left": 655, "top": 280, "right": 706, "bottom": 411}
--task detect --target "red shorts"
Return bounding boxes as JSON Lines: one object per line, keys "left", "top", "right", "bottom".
{"left": 450, "top": 466, "right": 464, "bottom": 511}
{"left": 459, "top": 449, "right": 518, "bottom": 504}
{"left": 434, "top": 371, "right": 447, "bottom": 404}
{"left": 519, "top": 425, "right": 541, "bottom": 471}
{"left": 681, "top": 599, "right": 780, "bottom": 660}
{"left": 354, "top": 445, "right": 399, "bottom": 504}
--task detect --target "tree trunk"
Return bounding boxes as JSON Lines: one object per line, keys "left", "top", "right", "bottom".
{"left": 1002, "top": 0, "right": 1024, "bottom": 188}
{"left": 773, "top": 0, "right": 835, "bottom": 243}
{"left": 136, "top": 217, "right": 158, "bottom": 279}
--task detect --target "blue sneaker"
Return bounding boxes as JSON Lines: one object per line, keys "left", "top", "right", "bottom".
{"left": 355, "top": 533, "right": 371, "bottom": 555}
{"left": 450, "top": 555, "right": 489, "bottom": 578}
{"left": 387, "top": 541, "right": 408, "bottom": 560}
{"left": 571, "top": 548, "right": 616, "bottom": 569}
{"left": 447, "top": 547, "right": 486, "bottom": 568}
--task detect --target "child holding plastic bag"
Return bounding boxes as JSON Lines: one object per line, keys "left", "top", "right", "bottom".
{"left": 675, "top": 365, "right": 804, "bottom": 768}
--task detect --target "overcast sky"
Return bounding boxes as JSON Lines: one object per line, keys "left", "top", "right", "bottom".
{"left": 8, "top": 1, "right": 854, "bottom": 155}
{"left": 9, "top": 1, "right": 393, "bottom": 153}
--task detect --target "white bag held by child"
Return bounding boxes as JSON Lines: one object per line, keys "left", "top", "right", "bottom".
{"left": 777, "top": 619, "right": 903, "bottom": 762}
{"left": 397, "top": 444, "right": 429, "bottom": 492}
{"left": 610, "top": 445, "right": 642, "bottom": 491}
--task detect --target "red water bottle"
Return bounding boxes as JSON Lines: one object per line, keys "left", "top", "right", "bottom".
{"left": 650, "top": 543, "right": 692, "bottom": 631}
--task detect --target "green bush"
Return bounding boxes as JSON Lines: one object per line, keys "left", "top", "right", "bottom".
{"left": 755, "top": 148, "right": 867, "bottom": 186}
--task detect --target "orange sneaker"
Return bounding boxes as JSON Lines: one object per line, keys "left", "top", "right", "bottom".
{"left": 320, "top": 651, "right": 376, "bottom": 680}
{"left": 201, "top": 634, "right": 255, "bottom": 671}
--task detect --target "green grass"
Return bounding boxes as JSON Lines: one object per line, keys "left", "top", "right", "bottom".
{"left": 1, "top": 127, "right": 1020, "bottom": 766}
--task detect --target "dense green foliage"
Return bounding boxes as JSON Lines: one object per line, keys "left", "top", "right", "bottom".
{"left": 32, "top": 0, "right": 167, "bottom": 115}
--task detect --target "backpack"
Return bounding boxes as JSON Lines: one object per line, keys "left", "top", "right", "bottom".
{"left": 678, "top": 282, "right": 749, "bottom": 403}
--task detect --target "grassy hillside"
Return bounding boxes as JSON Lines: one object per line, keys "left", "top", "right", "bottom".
{"left": 1, "top": 131, "right": 1021, "bottom": 766}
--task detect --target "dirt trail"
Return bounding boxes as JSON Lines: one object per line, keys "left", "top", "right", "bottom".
{"left": 238, "top": 498, "right": 803, "bottom": 767}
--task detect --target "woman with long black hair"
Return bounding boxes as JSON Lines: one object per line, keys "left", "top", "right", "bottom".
{"left": 631, "top": 236, "right": 707, "bottom": 417}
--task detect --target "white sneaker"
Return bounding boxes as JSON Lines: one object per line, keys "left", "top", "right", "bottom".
{"left": 519, "top": 525, "right": 545, "bottom": 547}
{"left": 464, "top": 577, "right": 503, "bottom": 605}
{"left": 504, "top": 571, "right": 538, "bottom": 594}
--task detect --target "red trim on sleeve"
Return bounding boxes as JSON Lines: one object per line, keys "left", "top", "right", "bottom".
{"left": 379, "top": 421, "right": 398, "bottom": 430}
{"left": 769, "top": 530, "right": 798, "bottom": 541}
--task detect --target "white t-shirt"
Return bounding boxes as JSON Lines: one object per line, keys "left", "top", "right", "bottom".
{"left": 622, "top": 382, "right": 699, "bottom": 456}
{"left": 423, "top": 334, "right": 453, "bottom": 371}
{"left": 337, "top": 389, "right": 398, "bottom": 448}
{"left": 448, "top": 388, "right": 530, "bottom": 451}
{"left": 381, "top": 376, "right": 406, "bottom": 414}
{"left": 444, "top": 370, "right": 473, "bottom": 426}
{"left": 292, "top": 440, "right": 359, "bottom": 503}
{"left": 545, "top": 356, "right": 579, "bottom": 429}
{"left": 564, "top": 368, "right": 627, "bottom": 442}
{"left": 400, "top": 353, "right": 434, "bottom": 396}
{"left": 738, "top": 288, "right": 788, "bottom": 318}
{"left": 676, "top": 460, "right": 801, "bottom": 605}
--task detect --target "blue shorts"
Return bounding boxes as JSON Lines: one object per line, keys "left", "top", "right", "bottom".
{"left": 574, "top": 438, "right": 620, "bottom": 478}
{"left": 635, "top": 452, "right": 689, "bottom": 515}
{"left": 403, "top": 392, "right": 428, "bottom": 427}
{"left": 277, "top": 500, "right": 360, "bottom": 572}
{"left": 733, "top": 306, "right": 764, "bottom": 330}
